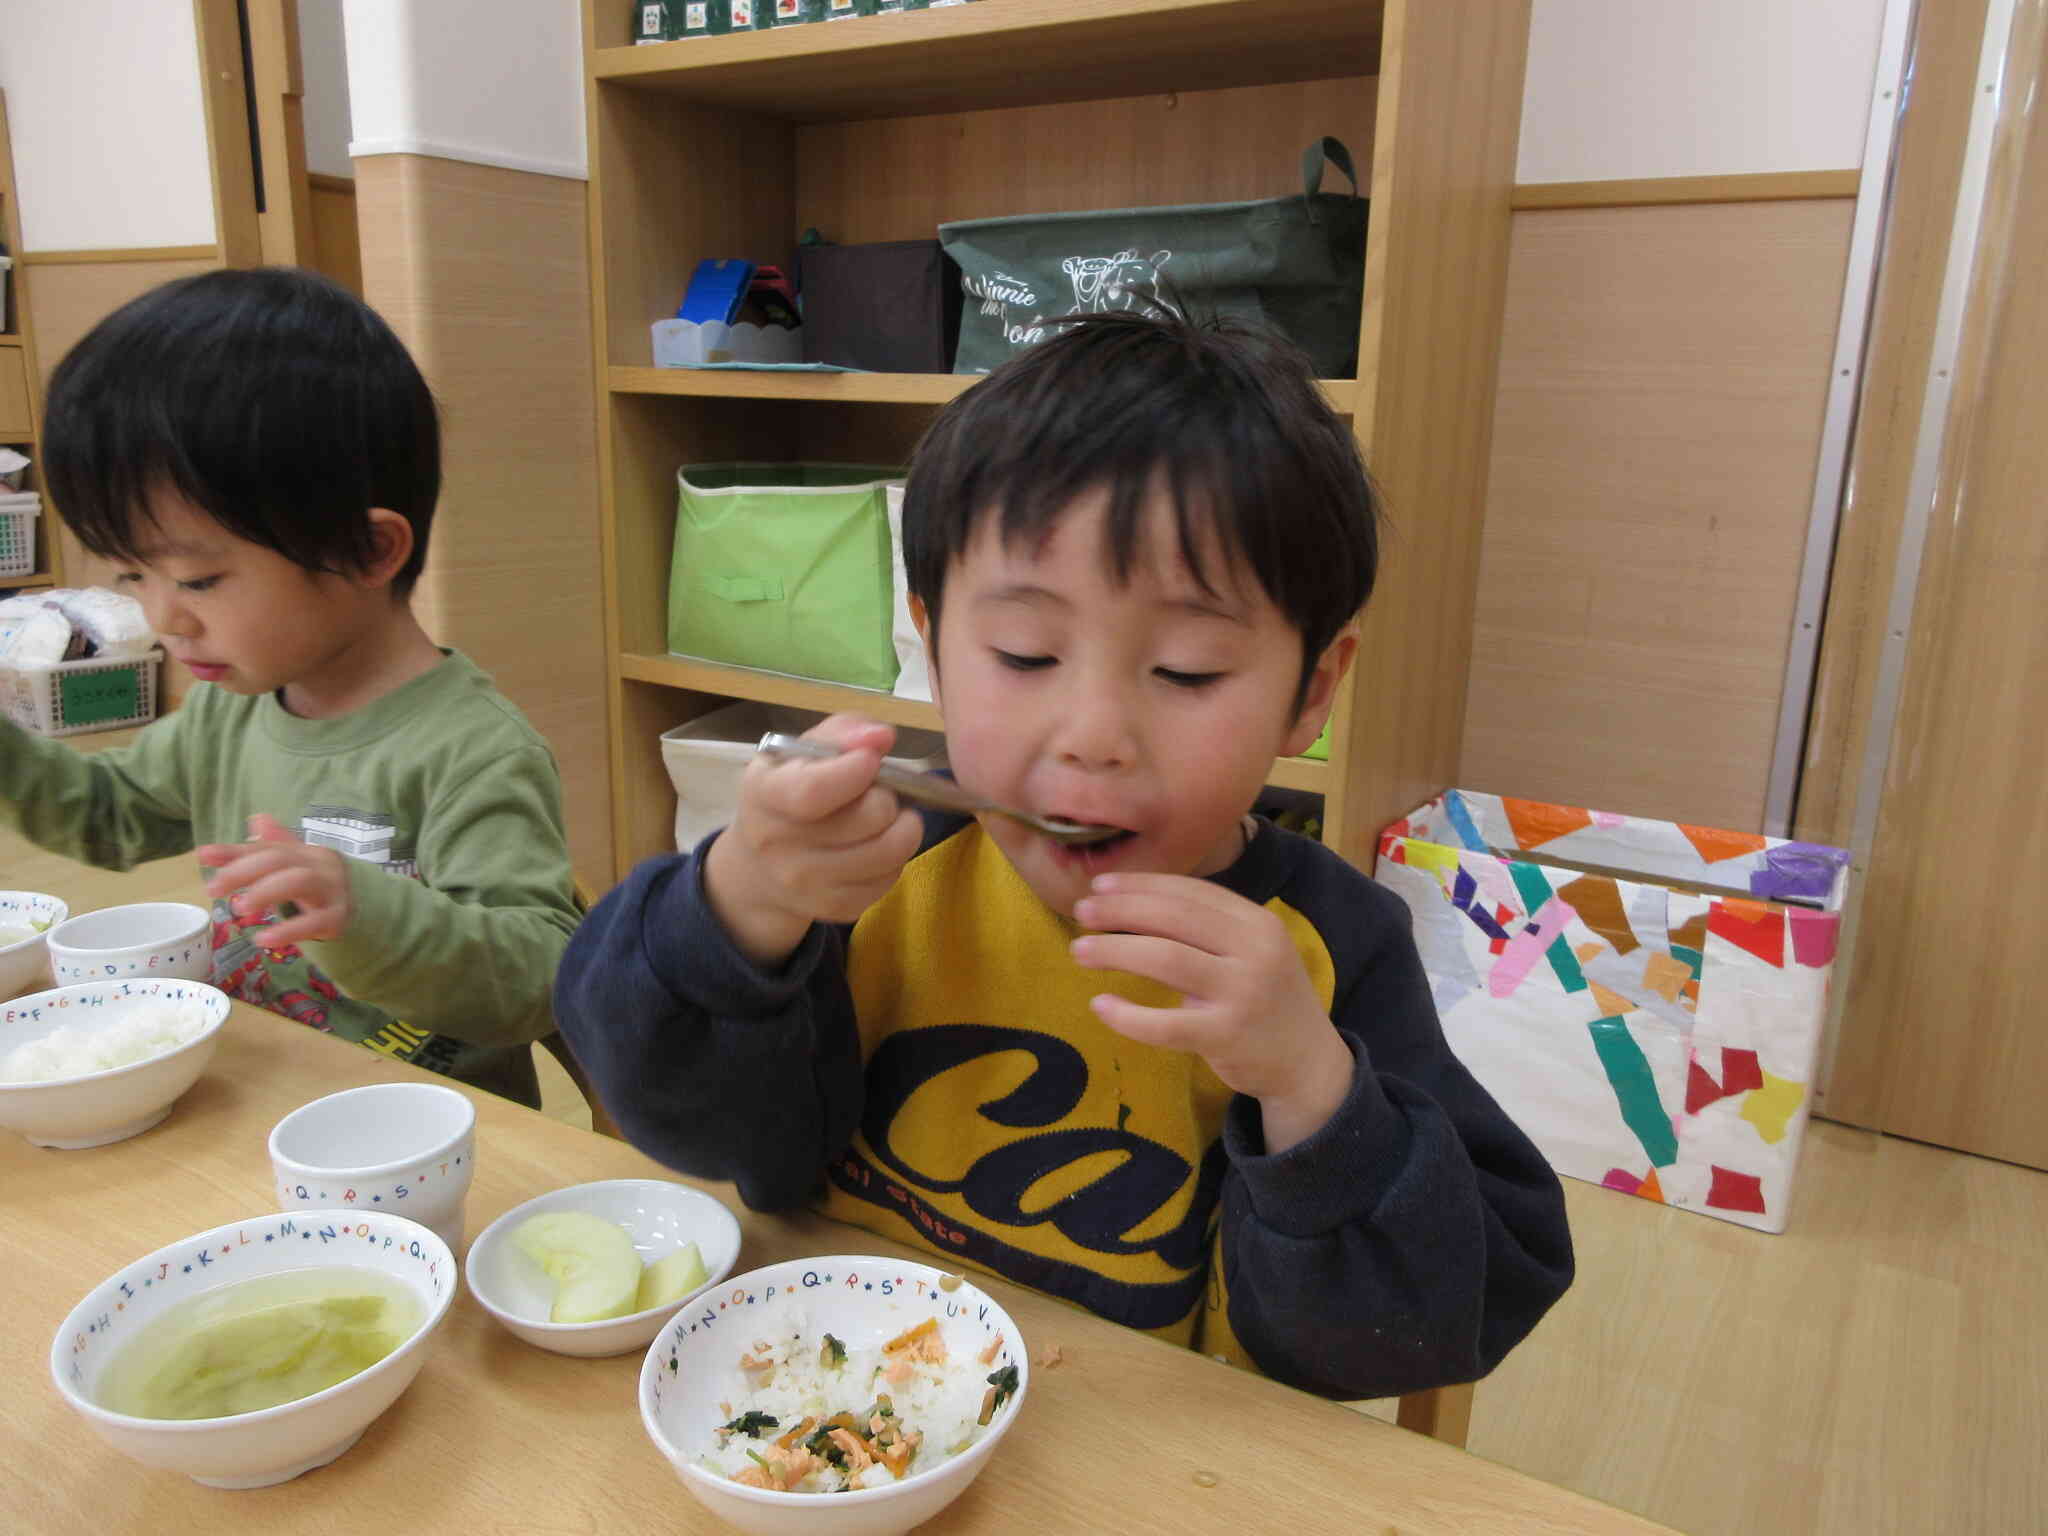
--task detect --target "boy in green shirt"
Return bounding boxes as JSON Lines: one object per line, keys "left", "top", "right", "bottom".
{"left": 0, "top": 268, "right": 579, "bottom": 1106}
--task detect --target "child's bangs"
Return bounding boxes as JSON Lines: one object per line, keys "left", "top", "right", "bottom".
{"left": 50, "top": 418, "right": 222, "bottom": 568}
{"left": 985, "top": 436, "right": 1250, "bottom": 604}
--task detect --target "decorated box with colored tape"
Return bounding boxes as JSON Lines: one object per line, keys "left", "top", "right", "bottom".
{"left": 1374, "top": 790, "right": 1850, "bottom": 1233}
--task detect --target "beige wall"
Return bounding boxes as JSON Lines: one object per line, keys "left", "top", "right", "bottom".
{"left": 354, "top": 152, "right": 612, "bottom": 888}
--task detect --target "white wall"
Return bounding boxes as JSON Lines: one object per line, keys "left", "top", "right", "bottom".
{"left": 297, "top": 0, "right": 355, "bottom": 180}
{"left": 333, "top": 1, "right": 1880, "bottom": 192}
{"left": 341, "top": 0, "right": 585, "bottom": 180}
{"left": 1519, "top": 0, "right": 1888, "bottom": 182}
{"left": 0, "top": 0, "right": 215, "bottom": 249}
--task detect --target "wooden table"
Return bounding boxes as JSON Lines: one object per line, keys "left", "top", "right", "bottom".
{"left": 3, "top": 1006, "right": 1671, "bottom": 1534}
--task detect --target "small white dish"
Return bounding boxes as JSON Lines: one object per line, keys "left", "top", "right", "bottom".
{"left": 640, "top": 1254, "right": 1028, "bottom": 1536}
{"left": 47, "top": 901, "right": 211, "bottom": 987}
{"left": 0, "top": 889, "right": 69, "bottom": 999}
{"left": 50, "top": 1208, "right": 457, "bottom": 1488}
{"left": 0, "top": 978, "right": 230, "bottom": 1148}
{"left": 269, "top": 1082, "right": 478, "bottom": 1250}
{"left": 466, "top": 1178, "right": 741, "bottom": 1358}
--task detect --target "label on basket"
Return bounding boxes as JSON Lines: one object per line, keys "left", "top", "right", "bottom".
{"left": 730, "top": 0, "right": 753, "bottom": 24}
{"left": 57, "top": 667, "right": 141, "bottom": 728}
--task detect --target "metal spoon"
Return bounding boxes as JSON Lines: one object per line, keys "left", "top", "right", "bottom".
{"left": 755, "top": 732, "right": 1124, "bottom": 846}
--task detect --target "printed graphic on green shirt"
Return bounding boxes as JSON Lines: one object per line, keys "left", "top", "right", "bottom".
{"left": 207, "top": 804, "right": 440, "bottom": 1067}
{"left": 299, "top": 803, "right": 420, "bottom": 879}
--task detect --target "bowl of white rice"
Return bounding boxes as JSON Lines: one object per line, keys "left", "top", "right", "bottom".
{"left": 0, "top": 890, "right": 69, "bottom": 1000}
{"left": 639, "top": 1254, "right": 1028, "bottom": 1536}
{"left": 0, "top": 977, "right": 230, "bottom": 1148}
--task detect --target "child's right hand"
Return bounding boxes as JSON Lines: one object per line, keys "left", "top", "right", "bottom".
{"left": 702, "top": 714, "right": 923, "bottom": 967}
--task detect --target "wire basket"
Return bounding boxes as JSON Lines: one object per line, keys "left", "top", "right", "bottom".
{"left": 0, "top": 506, "right": 38, "bottom": 580}
{"left": 1, "top": 648, "right": 163, "bottom": 737}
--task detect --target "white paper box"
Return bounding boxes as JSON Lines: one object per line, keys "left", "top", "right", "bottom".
{"left": 660, "top": 702, "right": 946, "bottom": 853}
{"left": 1375, "top": 789, "right": 1850, "bottom": 1233}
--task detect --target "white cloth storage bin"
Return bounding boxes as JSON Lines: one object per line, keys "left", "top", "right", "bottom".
{"left": 660, "top": 701, "right": 947, "bottom": 853}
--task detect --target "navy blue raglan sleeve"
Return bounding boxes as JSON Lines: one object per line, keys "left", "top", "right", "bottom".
{"left": 550, "top": 833, "right": 864, "bottom": 1212}
{"left": 1217, "top": 869, "right": 1574, "bottom": 1399}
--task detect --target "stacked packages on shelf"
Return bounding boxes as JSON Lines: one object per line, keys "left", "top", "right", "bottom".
{"left": 0, "top": 587, "right": 155, "bottom": 669}
{"left": 633, "top": 0, "right": 975, "bottom": 42}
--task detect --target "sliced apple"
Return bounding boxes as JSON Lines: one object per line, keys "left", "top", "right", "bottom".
{"left": 636, "top": 1242, "right": 708, "bottom": 1311}
{"left": 511, "top": 1210, "right": 643, "bottom": 1324}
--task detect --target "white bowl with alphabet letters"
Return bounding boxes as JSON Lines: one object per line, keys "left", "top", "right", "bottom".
{"left": 0, "top": 978, "right": 230, "bottom": 1148}
{"left": 49, "top": 1208, "right": 456, "bottom": 1489}
{"left": 640, "top": 1255, "right": 1029, "bottom": 1536}
{"left": 269, "top": 1082, "right": 478, "bottom": 1250}
{"left": 46, "top": 902, "right": 212, "bottom": 987}
{"left": 0, "top": 889, "right": 68, "bottom": 998}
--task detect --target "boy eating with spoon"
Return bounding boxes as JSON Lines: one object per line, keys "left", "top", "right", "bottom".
{"left": 556, "top": 310, "right": 1571, "bottom": 1397}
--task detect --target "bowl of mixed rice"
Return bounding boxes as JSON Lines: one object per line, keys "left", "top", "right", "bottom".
{"left": 639, "top": 1254, "right": 1029, "bottom": 1536}
{"left": 0, "top": 977, "right": 229, "bottom": 1147}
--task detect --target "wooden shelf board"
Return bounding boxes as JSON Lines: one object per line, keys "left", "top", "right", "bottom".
{"left": 621, "top": 651, "right": 945, "bottom": 730}
{"left": 4, "top": 572, "right": 55, "bottom": 589}
{"left": 1264, "top": 754, "right": 1329, "bottom": 794}
{"left": 621, "top": 651, "right": 1329, "bottom": 793}
{"left": 609, "top": 364, "right": 1357, "bottom": 413}
{"left": 611, "top": 366, "right": 970, "bottom": 404}
{"left": 590, "top": 0, "right": 1378, "bottom": 121}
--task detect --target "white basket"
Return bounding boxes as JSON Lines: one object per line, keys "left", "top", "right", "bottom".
{"left": 660, "top": 700, "right": 946, "bottom": 853}
{"left": 1, "top": 648, "right": 163, "bottom": 737}
{"left": 0, "top": 505, "right": 38, "bottom": 580}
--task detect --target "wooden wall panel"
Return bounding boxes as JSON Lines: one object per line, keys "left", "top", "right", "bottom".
{"left": 355, "top": 154, "right": 613, "bottom": 888}
{"left": 794, "top": 74, "right": 1376, "bottom": 245}
{"left": 308, "top": 174, "right": 363, "bottom": 297}
{"left": 1826, "top": 4, "right": 2048, "bottom": 1169}
{"left": 1459, "top": 198, "right": 1852, "bottom": 831}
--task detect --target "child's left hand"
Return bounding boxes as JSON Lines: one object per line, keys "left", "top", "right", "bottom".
{"left": 198, "top": 813, "right": 354, "bottom": 949}
{"left": 1071, "top": 872, "right": 1354, "bottom": 1155}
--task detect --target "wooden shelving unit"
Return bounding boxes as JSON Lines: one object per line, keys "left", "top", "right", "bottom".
{"left": 581, "top": 0, "right": 1529, "bottom": 877}
{"left": 0, "top": 89, "right": 60, "bottom": 592}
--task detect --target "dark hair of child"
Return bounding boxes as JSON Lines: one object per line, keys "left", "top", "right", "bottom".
{"left": 42, "top": 266, "right": 441, "bottom": 596}
{"left": 900, "top": 308, "right": 1382, "bottom": 702}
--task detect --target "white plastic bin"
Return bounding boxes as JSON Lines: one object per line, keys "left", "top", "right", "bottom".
{"left": 660, "top": 701, "right": 947, "bottom": 852}
{"left": 0, "top": 500, "right": 39, "bottom": 580}
{"left": 0, "top": 648, "right": 163, "bottom": 737}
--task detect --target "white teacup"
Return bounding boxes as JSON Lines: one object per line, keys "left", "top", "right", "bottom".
{"left": 269, "top": 1082, "right": 477, "bottom": 1250}
{"left": 47, "top": 902, "right": 211, "bottom": 987}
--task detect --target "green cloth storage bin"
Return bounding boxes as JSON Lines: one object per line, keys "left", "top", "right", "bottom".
{"left": 667, "top": 464, "right": 903, "bottom": 691}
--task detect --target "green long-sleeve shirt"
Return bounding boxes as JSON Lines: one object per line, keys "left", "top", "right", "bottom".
{"left": 0, "top": 651, "right": 579, "bottom": 1105}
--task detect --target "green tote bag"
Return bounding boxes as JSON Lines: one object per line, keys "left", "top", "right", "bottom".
{"left": 940, "top": 138, "right": 1368, "bottom": 377}
{"left": 666, "top": 464, "right": 903, "bottom": 692}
